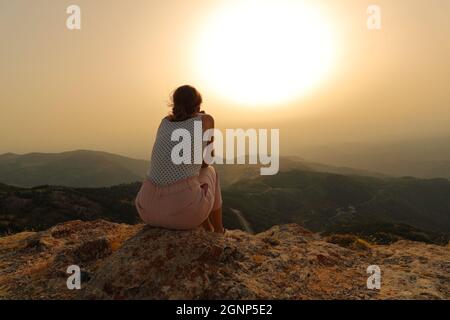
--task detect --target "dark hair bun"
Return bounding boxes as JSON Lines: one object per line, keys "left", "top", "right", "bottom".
{"left": 170, "top": 85, "right": 203, "bottom": 121}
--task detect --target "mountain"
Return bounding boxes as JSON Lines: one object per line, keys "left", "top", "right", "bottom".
{"left": 222, "top": 170, "right": 450, "bottom": 244}
{"left": 299, "top": 136, "right": 450, "bottom": 180}
{"left": 0, "top": 150, "right": 149, "bottom": 188}
{"left": 280, "top": 156, "right": 386, "bottom": 178}
{"left": 0, "top": 182, "right": 142, "bottom": 234}
{"left": 0, "top": 220, "right": 448, "bottom": 300}
{"left": 1, "top": 170, "right": 449, "bottom": 245}
{"left": 0, "top": 150, "right": 387, "bottom": 188}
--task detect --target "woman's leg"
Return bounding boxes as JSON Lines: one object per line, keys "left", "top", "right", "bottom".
{"left": 199, "top": 166, "right": 224, "bottom": 233}
{"left": 209, "top": 207, "right": 224, "bottom": 234}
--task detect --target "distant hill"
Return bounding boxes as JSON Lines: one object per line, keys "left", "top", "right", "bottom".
{"left": 0, "top": 150, "right": 388, "bottom": 188}
{"left": 281, "top": 156, "right": 387, "bottom": 178}
{"left": 0, "top": 150, "right": 149, "bottom": 188}
{"left": 299, "top": 136, "right": 450, "bottom": 180}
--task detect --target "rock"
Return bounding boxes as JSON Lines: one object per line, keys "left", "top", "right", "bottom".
{"left": 0, "top": 220, "right": 141, "bottom": 299}
{"left": 0, "top": 220, "right": 448, "bottom": 300}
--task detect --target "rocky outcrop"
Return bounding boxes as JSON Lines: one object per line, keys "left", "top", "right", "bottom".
{"left": 0, "top": 220, "right": 140, "bottom": 299}
{"left": 0, "top": 220, "right": 448, "bottom": 300}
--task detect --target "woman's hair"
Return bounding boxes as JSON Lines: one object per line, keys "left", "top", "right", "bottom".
{"left": 169, "top": 85, "right": 203, "bottom": 121}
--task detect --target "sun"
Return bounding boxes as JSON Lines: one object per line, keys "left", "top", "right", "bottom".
{"left": 194, "top": 0, "right": 336, "bottom": 107}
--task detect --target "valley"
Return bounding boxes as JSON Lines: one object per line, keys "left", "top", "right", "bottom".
{"left": 1, "top": 169, "right": 449, "bottom": 246}
{"left": 0, "top": 150, "right": 449, "bottom": 245}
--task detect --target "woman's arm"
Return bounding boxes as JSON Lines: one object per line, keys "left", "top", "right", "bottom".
{"left": 201, "top": 114, "right": 215, "bottom": 168}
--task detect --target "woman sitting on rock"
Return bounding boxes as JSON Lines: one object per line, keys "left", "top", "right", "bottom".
{"left": 135, "top": 85, "right": 224, "bottom": 233}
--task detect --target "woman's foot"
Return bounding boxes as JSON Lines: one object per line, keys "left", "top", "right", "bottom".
{"left": 214, "top": 227, "right": 225, "bottom": 234}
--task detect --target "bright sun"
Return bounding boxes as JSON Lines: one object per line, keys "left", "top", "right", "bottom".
{"left": 195, "top": 0, "right": 336, "bottom": 107}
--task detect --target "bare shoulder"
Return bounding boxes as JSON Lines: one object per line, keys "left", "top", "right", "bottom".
{"left": 201, "top": 113, "right": 215, "bottom": 128}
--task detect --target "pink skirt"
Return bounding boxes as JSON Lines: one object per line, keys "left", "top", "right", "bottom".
{"left": 135, "top": 166, "right": 223, "bottom": 230}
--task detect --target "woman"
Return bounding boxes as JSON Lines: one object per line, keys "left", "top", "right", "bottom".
{"left": 135, "top": 85, "right": 224, "bottom": 233}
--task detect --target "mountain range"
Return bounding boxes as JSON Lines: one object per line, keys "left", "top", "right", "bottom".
{"left": 1, "top": 170, "right": 449, "bottom": 245}
{"left": 0, "top": 150, "right": 449, "bottom": 245}
{"left": 298, "top": 136, "right": 450, "bottom": 180}
{"left": 0, "top": 150, "right": 387, "bottom": 188}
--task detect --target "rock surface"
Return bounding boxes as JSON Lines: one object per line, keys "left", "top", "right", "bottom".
{"left": 0, "top": 220, "right": 140, "bottom": 299}
{"left": 0, "top": 220, "right": 448, "bottom": 300}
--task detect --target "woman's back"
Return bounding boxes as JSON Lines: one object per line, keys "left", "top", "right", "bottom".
{"left": 136, "top": 85, "right": 223, "bottom": 233}
{"left": 147, "top": 115, "right": 204, "bottom": 186}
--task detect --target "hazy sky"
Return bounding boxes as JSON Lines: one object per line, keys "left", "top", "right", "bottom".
{"left": 1, "top": 0, "right": 449, "bottom": 159}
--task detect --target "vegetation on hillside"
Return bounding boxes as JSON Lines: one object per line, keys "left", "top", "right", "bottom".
{"left": 1, "top": 169, "right": 449, "bottom": 245}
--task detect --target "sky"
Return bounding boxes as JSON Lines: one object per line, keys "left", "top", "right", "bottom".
{"left": 1, "top": 0, "right": 449, "bottom": 159}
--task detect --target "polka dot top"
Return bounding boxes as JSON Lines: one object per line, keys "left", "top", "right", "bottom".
{"left": 146, "top": 115, "right": 206, "bottom": 186}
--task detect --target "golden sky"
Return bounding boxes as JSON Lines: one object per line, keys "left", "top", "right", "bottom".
{"left": 1, "top": 0, "right": 449, "bottom": 159}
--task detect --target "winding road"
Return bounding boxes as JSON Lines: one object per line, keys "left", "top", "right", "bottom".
{"left": 230, "top": 208, "right": 254, "bottom": 234}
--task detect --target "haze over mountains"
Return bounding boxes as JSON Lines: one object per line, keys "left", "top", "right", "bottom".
{"left": 1, "top": 135, "right": 449, "bottom": 188}
{"left": 0, "top": 150, "right": 386, "bottom": 188}
{"left": 298, "top": 136, "right": 450, "bottom": 180}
